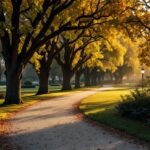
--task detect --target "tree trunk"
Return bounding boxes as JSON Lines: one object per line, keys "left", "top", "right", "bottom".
{"left": 118, "top": 76, "right": 123, "bottom": 83}
{"left": 75, "top": 71, "right": 82, "bottom": 88}
{"left": 84, "top": 68, "right": 91, "bottom": 87}
{"left": 0, "top": 72, "right": 2, "bottom": 81}
{"left": 91, "top": 69, "right": 98, "bottom": 86}
{"left": 37, "top": 69, "right": 49, "bottom": 95}
{"left": 114, "top": 74, "right": 118, "bottom": 84}
{"left": 0, "top": 63, "right": 2, "bottom": 81}
{"left": 91, "top": 75, "right": 97, "bottom": 86}
{"left": 4, "top": 69, "right": 23, "bottom": 104}
{"left": 97, "top": 75, "right": 101, "bottom": 85}
{"left": 85, "top": 77, "right": 91, "bottom": 86}
{"left": 110, "top": 73, "right": 114, "bottom": 82}
{"left": 62, "top": 70, "right": 73, "bottom": 91}
{"left": 36, "top": 52, "right": 53, "bottom": 95}
{"left": 115, "top": 74, "right": 123, "bottom": 84}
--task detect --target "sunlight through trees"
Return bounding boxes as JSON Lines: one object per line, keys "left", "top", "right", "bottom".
{"left": 0, "top": 0, "right": 149, "bottom": 104}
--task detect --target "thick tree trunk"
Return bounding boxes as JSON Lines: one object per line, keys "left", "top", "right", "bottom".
{"left": 4, "top": 70, "right": 23, "bottom": 104}
{"left": 110, "top": 73, "right": 114, "bottom": 82}
{"left": 36, "top": 52, "right": 53, "bottom": 95}
{"left": 115, "top": 74, "right": 123, "bottom": 84}
{"left": 84, "top": 76, "right": 91, "bottom": 86}
{"left": 83, "top": 68, "right": 92, "bottom": 87}
{"left": 62, "top": 70, "right": 73, "bottom": 91}
{"left": 75, "top": 71, "right": 82, "bottom": 88}
{"left": 114, "top": 74, "right": 118, "bottom": 84}
{"left": 0, "top": 64, "right": 2, "bottom": 81}
{"left": 91, "top": 69, "right": 98, "bottom": 86}
{"left": 85, "top": 78, "right": 91, "bottom": 86}
{"left": 118, "top": 76, "right": 123, "bottom": 84}
{"left": 91, "top": 75, "right": 97, "bottom": 86}
{"left": 37, "top": 69, "right": 49, "bottom": 95}
{"left": 0, "top": 72, "right": 2, "bottom": 81}
{"left": 97, "top": 75, "right": 101, "bottom": 85}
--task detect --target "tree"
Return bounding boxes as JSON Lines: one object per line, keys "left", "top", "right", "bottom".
{"left": 75, "top": 66, "right": 83, "bottom": 88}
{"left": 0, "top": 0, "right": 77, "bottom": 104}
{"left": 36, "top": 38, "right": 63, "bottom": 95}
{"left": 114, "top": 0, "right": 150, "bottom": 76}
{"left": 0, "top": 41, "right": 4, "bottom": 81}
{"left": 0, "top": 0, "right": 101, "bottom": 104}
{"left": 82, "top": 29, "right": 127, "bottom": 86}
{"left": 138, "top": 36, "right": 150, "bottom": 67}
{"left": 114, "top": 37, "right": 140, "bottom": 83}
{"left": 1, "top": 0, "right": 148, "bottom": 103}
{"left": 55, "top": 34, "right": 98, "bottom": 90}
{"left": 0, "top": 58, "right": 5, "bottom": 82}
{"left": 31, "top": 0, "right": 130, "bottom": 93}
{"left": 1, "top": 0, "right": 119, "bottom": 103}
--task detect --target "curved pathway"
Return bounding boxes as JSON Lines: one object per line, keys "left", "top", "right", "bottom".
{"left": 8, "top": 87, "right": 148, "bottom": 150}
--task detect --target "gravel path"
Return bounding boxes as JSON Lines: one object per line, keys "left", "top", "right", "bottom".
{"left": 9, "top": 87, "right": 148, "bottom": 150}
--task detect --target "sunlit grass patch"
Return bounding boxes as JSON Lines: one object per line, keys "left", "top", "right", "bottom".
{"left": 80, "top": 87, "right": 150, "bottom": 142}
{"left": 80, "top": 88, "right": 129, "bottom": 114}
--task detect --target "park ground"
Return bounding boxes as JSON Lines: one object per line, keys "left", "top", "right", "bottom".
{"left": 0, "top": 86, "right": 97, "bottom": 119}
{"left": 0, "top": 86, "right": 150, "bottom": 150}
{"left": 80, "top": 87, "right": 150, "bottom": 142}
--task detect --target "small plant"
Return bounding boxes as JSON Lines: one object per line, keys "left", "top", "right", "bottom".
{"left": 24, "top": 80, "right": 33, "bottom": 86}
{"left": 117, "top": 89, "right": 150, "bottom": 124}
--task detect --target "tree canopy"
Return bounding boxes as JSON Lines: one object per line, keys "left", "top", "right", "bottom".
{"left": 0, "top": 0, "right": 149, "bottom": 104}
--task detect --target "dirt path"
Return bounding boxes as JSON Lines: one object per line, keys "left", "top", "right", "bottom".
{"left": 8, "top": 87, "right": 148, "bottom": 150}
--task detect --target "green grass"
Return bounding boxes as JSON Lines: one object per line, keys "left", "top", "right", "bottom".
{"left": 80, "top": 87, "right": 150, "bottom": 142}
{"left": 0, "top": 86, "right": 100, "bottom": 120}
{"left": 0, "top": 85, "right": 62, "bottom": 94}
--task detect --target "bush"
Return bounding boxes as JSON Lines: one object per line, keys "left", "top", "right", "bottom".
{"left": 22, "top": 80, "right": 35, "bottom": 88}
{"left": 24, "top": 80, "right": 33, "bottom": 86}
{"left": 117, "top": 89, "right": 150, "bottom": 124}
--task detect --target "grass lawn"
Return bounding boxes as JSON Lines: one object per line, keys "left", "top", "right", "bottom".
{"left": 80, "top": 87, "right": 150, "bottom": 142}
{"left": 0, "top": 85, "right": 100, "bottom": 120}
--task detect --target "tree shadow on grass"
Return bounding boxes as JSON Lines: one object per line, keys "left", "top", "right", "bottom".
{"left": 80, "top": 101, "right": 150, "bottom": 143}
{"left": 80, "top": 101, "right": 117, "bottom": 112}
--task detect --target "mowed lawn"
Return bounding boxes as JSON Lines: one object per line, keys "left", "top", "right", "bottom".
{"left": 0, "top": 86, "right": 99, "bottom": 120}
{"left": 80, "top": 87, "right": 150, "bottom": 142}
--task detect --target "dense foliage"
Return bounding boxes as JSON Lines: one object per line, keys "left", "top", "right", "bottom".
{"left": 0, "top": 0, "right": 149, "bottom": 104}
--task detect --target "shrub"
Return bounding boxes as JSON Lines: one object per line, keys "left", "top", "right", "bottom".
{"left": 22, "top": 80, "right": 35, "bottom": 88}
{"left": 117, "top": 89, "right": 150, "bottom": 124}
{"left": 24, "top": 80, "right": 33, "bottom": 86}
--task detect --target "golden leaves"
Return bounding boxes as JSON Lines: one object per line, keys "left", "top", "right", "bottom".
{"left": 30, "top": 52, "right": 43, "bottom": 72}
